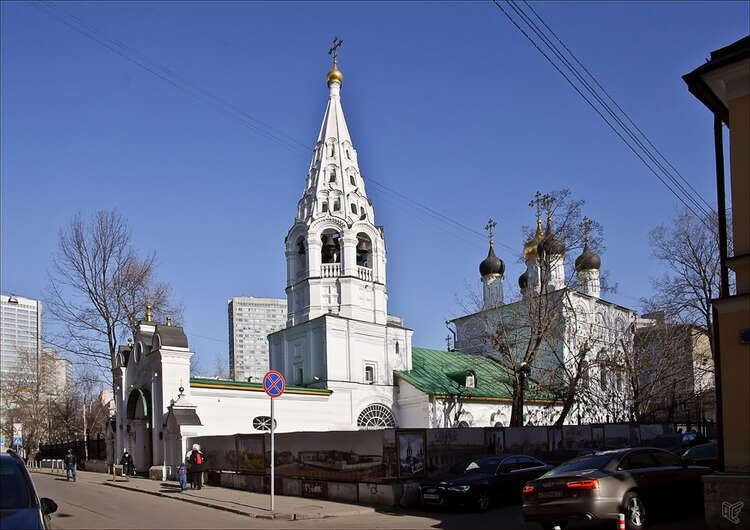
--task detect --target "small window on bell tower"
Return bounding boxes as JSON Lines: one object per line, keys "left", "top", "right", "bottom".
{"left": 322, "top": 202, "right": 328, "bottom": 213}
{"left": 351, "top": 203, "right": 358, "bottom": 214}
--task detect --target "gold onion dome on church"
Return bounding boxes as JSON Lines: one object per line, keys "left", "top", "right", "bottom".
{"left": 523, "top": 219, "right": 545, "bottom": 261}
{"left": 327, "top": 63, "right": 343, "bottom": 85}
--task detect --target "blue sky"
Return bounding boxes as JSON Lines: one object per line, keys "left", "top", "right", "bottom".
{"left": 2, "top": 1, "right": 747, "bottom": 374}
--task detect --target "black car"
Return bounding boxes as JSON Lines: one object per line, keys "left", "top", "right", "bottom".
{"left": 522, "top": 447, "right": 710, "bottom": 530}
{"left": 0, "top": 450, "right": 58, "bottom": 529}
{"left": 649, "top": 431, "right": 708, "bottom": 454}
{"left": 420, "top": 455, "right": 553, "bottom": 511}
{"left": 682, "top": 442, "right": 718, "bottom": 471}
{"left": 544, "top": 448, "right": 596, "bottom": 467}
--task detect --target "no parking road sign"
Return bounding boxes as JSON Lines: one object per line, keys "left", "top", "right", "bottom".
{"left": 263, "top": 371, "right": 285, "bottom": 398}
{"left": 263, "top": 370, "right": 285, "bottom": 512}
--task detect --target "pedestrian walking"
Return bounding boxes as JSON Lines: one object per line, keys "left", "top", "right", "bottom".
{"left": 188, "top": 444, "right": 206, "bottom": 490}
{"left": 185, "top": 449, "right": 194, "bottom": 488}
{"left": 120, "top": 450, "right": 135, "bottom": 477}
{"left": 177, "top": 462, "right": 187, "bottom": 491}
{"left": 63, "top": 448, "right": 76, "bottom": 482}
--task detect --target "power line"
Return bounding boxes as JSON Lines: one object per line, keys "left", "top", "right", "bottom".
{"left": 492, "top": 0, "right": 713, "bottom": 225}
{"left": 521, "top": 0, "right": 715, "bottom": 215}
{"left": 506, "top": 0, "right": 712, "bottom": 220}
{"left": 33, "top": 1, "right": 511, "bottom": 254}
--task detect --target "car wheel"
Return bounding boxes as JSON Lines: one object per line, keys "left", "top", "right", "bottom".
{"left": 623, "top": 491, "right": 647, "bottom": 530}
{"left": 476, "top": 490, "right": 490, "bottom": 511}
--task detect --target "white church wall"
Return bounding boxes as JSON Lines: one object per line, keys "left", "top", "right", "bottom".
{"left": 395, "top": 378, "right": 431, "bottom": 428}
{"left": 188, "top": 387, "right": 333, "bottom": 435}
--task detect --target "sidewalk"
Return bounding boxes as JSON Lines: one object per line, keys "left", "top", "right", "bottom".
{"left": 31, "top": 468, "right": 375, "bottom": 520}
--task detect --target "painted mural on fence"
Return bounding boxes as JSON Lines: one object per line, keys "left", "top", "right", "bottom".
{"left": 189, "top": 423, "right": 680, "bottom": 483}
{"left": 265, "top": 430, "right": 387, "bottom": 482}
{"left": 425, "top": 428, "right": 485, "bottom": 477}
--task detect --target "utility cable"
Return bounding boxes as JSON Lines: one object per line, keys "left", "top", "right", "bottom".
{"left": 34, "top": 1, "right": 517, "bottom": 254}
{"left": 491, "top": 0, "right": 710, "bottom": 226}
{"left": 522, "top": 0, "right": 715, "bottom": 215}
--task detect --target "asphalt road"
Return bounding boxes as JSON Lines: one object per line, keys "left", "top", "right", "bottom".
{"left": 31, "top": 470, "right": 706, "bottom": 530}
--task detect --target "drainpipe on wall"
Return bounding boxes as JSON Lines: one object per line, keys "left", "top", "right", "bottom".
{"left": 712, "top": 115, "right": 727, "bottom": 473}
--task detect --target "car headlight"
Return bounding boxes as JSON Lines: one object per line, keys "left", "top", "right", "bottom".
{"left": 447, "top": 485, "right": 471, "bottom": 492}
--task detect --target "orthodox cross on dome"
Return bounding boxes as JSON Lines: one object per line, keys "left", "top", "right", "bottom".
{"left": 580, "top": 216, "right": 593, "bottom": 243}
{"left": 529, "top": 191, "right": 555, "bottom": 220}
{"left": 529, "top": 191, "right": 543, "bottom": 221}
{"left": 484, "top": 218, "right": 497, "bottom": 242}
{"left": 328, "top": 36, "right": 343, "bottom": 65}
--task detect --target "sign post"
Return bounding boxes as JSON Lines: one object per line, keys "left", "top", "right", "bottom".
{"left": 262, "top": 371, "right": 285, "bottom": 513}
{"left": 12, "top": 423, "right": 22, "bottom": 452}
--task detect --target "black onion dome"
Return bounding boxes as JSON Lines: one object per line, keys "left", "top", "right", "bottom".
{"left": 575, "top": 240, "right": 601, "bottom": 271}
{"left": 518, "top": 270, "right": 529, "bottom": 289}
{"left": 538, "top": 218, "right": 566, "bottom": 256}
{"left": 479, "top": 242, "right": 505, "bottom": 277}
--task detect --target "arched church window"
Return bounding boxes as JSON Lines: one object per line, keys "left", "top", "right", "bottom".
{"left": 356, "top": 233, "right": 372, "bottom": 268}
{"left": 329, "top": 169, "right": 336, "bottom": 183}
{"left": 346, "top": 148, "right": 351, "bottom": 159}
{"left": 328, "top": 143, "right": 335, "bottom": 157}
{"left": 395, "top": 341, "right": 400, "bottom": 354}
{"left": 360, "top": 206, "right": 366, "bottom": 220}
{"left": 357, "top": 404, "right": 396, "bottom": 429}
{"left": 351, "top": 203, "right": 358, "bottom": 215}
{"left": 350, "top": 174, "right": 356, "bottom": 186}
{"left": 321, "top": 202, "right": 328, "bottom": 213}
{"left": 333, "top": 200, "right": 340, "bottom": 211}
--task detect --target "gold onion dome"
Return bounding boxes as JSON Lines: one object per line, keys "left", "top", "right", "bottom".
{"left": 327, "top": 61, "right": 343, "bottom": 85}
{"left": 523, "top": 219, "right": 545, "bottom": 261}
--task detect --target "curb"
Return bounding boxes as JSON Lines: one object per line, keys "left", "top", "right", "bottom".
{"left": 102, "top": 481, "right": 374, "bottom": 520}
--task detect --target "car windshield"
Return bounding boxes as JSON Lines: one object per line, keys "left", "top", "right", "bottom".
{"left": 543, "top": 454, "right": 615, "bottom": 476}
{"left": 0, "top": 458, "right": 33, "bottom": 509}
{"left": 465, "top": 458, "right": 500, "bottom": 474}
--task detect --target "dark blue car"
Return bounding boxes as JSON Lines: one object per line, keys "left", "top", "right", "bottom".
{"left": 0, "top": 451, "right": 57, "bottom": 529}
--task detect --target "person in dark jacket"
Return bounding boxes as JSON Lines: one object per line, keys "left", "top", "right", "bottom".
{"left": 188, "top": 444, "right": 206, "bottom": 490}
{"left": 63, "top": 448, "right": 76, "bottom": 482}
{"left": 119, "top": 450, "right": 135, "bottom": 476}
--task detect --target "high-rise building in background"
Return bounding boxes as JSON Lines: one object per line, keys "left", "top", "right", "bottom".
{"left": 228, "top": 297, "right": 287, "bottom": 382}
{"left": 41, "top": 347, "right": 73, "bottom": 397}
{"left": 1, "top": 293, "right": 43, "bottom": 383}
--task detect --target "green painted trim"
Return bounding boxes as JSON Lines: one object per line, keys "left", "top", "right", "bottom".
{"left": 189, "top": 377, "right": 332, "bottom": 396}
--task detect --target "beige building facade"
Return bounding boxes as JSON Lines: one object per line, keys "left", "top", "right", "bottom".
{"left": 684, "top": 35, "right": 750, "bottom": 528}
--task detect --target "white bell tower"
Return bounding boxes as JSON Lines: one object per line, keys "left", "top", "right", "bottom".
{"left": 285, "top": 46, "right": 387, "bottom": 327}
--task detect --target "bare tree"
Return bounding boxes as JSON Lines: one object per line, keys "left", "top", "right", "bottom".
{"left": 458, "top": 190, "right": 620, "bottom": 426}
{"left": 46, "top": 210, "right": 180, "bottom": 383}
{"left": 643, "top": 208, "right": 732, "bottom": 362}
{"left": 0, "top": 349, "right": 53, "bottom": 456}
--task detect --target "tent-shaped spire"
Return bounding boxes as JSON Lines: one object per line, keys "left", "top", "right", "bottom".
{"left": 296, "top": 55, "right": 374, "bottom": 226}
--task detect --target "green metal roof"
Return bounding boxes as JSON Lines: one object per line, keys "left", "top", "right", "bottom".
{"left": 395, "top": 347, "right": 554, "bottom": 402}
